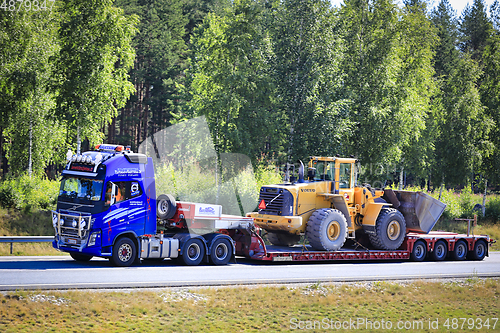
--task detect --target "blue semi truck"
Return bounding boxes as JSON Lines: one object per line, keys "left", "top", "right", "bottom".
{"left": 51, "top": 144, "right": 253, "bottom": 266}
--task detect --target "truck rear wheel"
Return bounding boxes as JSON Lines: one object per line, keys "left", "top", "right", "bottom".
{"left": 306, "top": 208, "right": 348, "bottom": 251}
{"left": 469, "top": 240, "right": 487, "bottom": 261}
{"left": 451, "top": 240, "right": 468, "bottom": 261}
{"left": 266, "top": 232, "right": 301, "bottom": 247}
{"left": 70, "top": 252, "right": 93, "bottom": 262}
{"left": 410, "top": 240, "right": 427, "bottom": 262}
{"left": 430, "top": 240, "right": 448, "bottom": 261}
{"left": 368, "top": 208, "right": 406, "bottom": 250}
{"left": 181, "top": 238, "right": 205, "bottom": 266}
{"left": 111, "top": 237, "right": 136, "bottom": 267}
{"left": 209, "top": 238, "right": 232, "bottom": 265}
{"left": 157, "top": 194, "right": 177, "bottom": 220}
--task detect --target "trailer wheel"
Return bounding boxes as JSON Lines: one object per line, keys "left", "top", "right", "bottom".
{"left": 451, "top": 240, "right": 468, "bottom": 261}
{"left": 157, "top": 194, "right": 177, "bottom": 220}
{"left": 306, "top": 208, "right": 348, "bottom": 251}
{"left": 430, "top": 240, "right": 448, "bottom": 261}
{"left": 181, "top": 238, "right": 205, "bottom": 266}
{"left": 469, "top": 240, "right": 487, "bottom": 261}
{"left": 111, "top": 237, "right": 136, "bottom": 267}
{"left": 368, "top": 208, "right": 406, "bottom": 250}
{"left": 266, "top": 232, "right": 301, "bottom": 247}
{"left": 209, "top": 238, "right": 232, "bottom": 265}
{"left": 410, "top": 240, "right": 427, "bottom": 262}
{"left": 70, "top": 252, "right": 93, "bottom": 262}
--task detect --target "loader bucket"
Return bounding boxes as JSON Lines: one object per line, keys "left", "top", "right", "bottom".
{"left": 394, "top": 191, "right": 447, "bottom": 234}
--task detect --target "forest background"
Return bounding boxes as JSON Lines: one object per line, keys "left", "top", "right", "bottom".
{"left": 1, "top": 0, "right": 500, "bottom": 197}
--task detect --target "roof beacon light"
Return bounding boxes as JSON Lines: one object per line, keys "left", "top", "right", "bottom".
{"left": 95, "top": 144, "right": 126, "bottom": 152}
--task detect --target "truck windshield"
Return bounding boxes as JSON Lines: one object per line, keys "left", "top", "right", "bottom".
{"left": 59, "top": 177, "right": 104, "bottom": 201}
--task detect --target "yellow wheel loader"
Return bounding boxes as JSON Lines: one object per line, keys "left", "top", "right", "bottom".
{"left": 247, "top": 156, "right": 446, "bottom": 251}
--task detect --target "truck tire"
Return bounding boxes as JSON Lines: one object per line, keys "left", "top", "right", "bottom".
{"left": 430, "top": 240, "right": 448, "bottom": 261}
{"left": 368, "top": 208, "right": 406, "bottom": 250}
{"left": 410, "top": 240, "right": 427, "bottom": 262}
{"left": 266, "top": 232, "right": 301, "bottom": 247}
{"left": 209, "top": 238, "right": 232, "bottom": 265}
{"left": 469, "top": 240, "right": 487, "bottom": 261}
{"left": 157, "top": 194, "right": 177, "bottom": 220}
{"left": 306, "top": 208, "right": 348, "bottom": 251}
{"left": 111, "top": 237, "right": 137, "bottom": 267}
{"left": 451, "top": 240, "right": 468, "bottom": 261}
{"left": 181, "top": 238, "right": 205, "bottom": 266}
{"left": 70, "top": 252, "right": 93, "bottom": 262}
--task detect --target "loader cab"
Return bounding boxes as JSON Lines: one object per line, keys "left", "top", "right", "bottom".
{"left": 308, "top": 156, "right": 356, "bottom": 192}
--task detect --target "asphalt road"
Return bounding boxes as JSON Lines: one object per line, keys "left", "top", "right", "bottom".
{"left": 0, "top": 253, "right": 499, "bottom": 291}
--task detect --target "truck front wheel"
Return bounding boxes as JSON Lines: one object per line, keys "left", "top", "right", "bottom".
{"left": 181, "top": 238, "right": 205, "bottom": 266}
{"left": 70, "top": 252, "right": 93, "bottom": 262}
{"left": 111, "top": 237, "right": 137, "bottom": 267}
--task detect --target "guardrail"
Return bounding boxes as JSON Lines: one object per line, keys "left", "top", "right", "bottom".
{"left": 0, "top": 236, "right": 54, "bottom": 255}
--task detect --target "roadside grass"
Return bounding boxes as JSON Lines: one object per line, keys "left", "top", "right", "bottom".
{"left": 0, "top": 207, "right": 63, "bottom": 256}
{"left": 0, "top": 243, "right": 62, "bottom": 256}
{"left": 0, "top": 279, "right": 499, "bottom": 332}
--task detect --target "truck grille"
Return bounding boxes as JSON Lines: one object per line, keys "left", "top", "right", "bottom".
{"left": 258, "top": 187, "right": 293, "bottom": 216}
{"left": 52, "top": 211, "right": 92, "bottom": 242}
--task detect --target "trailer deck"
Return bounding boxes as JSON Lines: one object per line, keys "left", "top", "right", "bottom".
{"left": 241, "top": 231, "right": 494, "bottom": 263}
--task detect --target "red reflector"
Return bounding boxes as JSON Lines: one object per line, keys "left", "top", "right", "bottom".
{"left": 258, "top": 199, "right": 266, "bottom": 210}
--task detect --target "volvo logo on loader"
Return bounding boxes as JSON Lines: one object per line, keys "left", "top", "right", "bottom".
{"left": 301, "top": 189, "right": 315, "bottom": 192}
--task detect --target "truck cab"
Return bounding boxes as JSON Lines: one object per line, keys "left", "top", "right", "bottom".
{"left": 52, "top": 144, "right": 156, "bottom": 264}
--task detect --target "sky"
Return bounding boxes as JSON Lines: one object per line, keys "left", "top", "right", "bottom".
{"left": 329, "top": 0, "right": 497, "bottom": 15}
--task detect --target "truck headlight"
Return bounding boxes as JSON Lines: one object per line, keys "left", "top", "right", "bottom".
{"left": 88, "top": 232, "right": 100, "bottom": 247}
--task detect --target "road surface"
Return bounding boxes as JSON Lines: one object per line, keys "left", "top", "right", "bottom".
{"left": 0, "top": 253, "right": 499, "bottom": 290}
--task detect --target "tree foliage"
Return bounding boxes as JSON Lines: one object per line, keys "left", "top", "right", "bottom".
{"left": 2, "top": 0, "right": 500, "bottom": 191}
{"left": 189, "top": 0, "right": 276, "bottom": 160}
{"left": 55, "top": 0, "right": 137, "bottom": 149}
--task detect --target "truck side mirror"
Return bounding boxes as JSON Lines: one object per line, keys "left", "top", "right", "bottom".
{"left": 110, "top": 183, "right": 117, "bottom": 206}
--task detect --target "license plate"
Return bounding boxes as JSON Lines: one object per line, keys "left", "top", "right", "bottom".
{"left": 68, "top": 238, "right": 77, "bottom": 244}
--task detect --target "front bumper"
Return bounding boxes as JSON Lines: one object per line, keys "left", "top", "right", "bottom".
{"left": 247, "top": 212, "right": 303, "bottom": 234}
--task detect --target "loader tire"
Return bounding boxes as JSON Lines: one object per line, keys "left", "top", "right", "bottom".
{"left": 368, "top": 208, "right": 406, "bottom": 250}
{"left": 306, "top": 208, "right": 348, "bottom": 251}
{"left": 266, "top": 232, "right": 301, "bottom": 247}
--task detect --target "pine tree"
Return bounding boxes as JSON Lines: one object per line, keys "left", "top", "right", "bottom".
{"left": 480, "top": 0, "right": 500, "bottom": 184}
{"left": 460, "top": 0, "right": 493, "bottom": 61}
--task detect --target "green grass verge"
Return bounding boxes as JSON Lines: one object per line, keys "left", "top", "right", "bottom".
{"left": 0, "top": 280, "right": 499, "bottom": 332}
